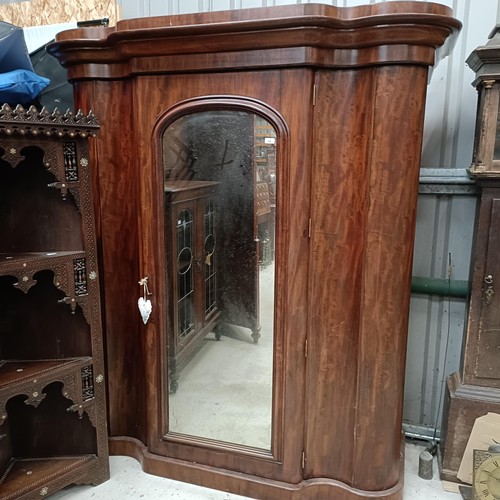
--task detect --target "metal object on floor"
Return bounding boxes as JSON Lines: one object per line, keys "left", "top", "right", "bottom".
{"left": 418, "top": 450, "right": 434, "bottom": 480}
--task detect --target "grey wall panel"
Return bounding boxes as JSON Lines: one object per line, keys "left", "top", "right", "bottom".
{"left": 421, "top": 0, "right": 497, "bottom": 169}
{"left": 405, "top": 295, "right": 467, "bottom": 437}
{"left": 119, "top": 0, "right": 454, "bottom": 17}
{"left": 405, "top": 193, "right": 477, "bottom": 437}
{"left": 412, "top": 194, "right": 477, "bottom": 282}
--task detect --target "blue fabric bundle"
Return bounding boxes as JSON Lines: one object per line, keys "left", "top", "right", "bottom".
{"left": 0, "top": 69, "right": 50, "bottom": 104}
{"left": 0, "top": 21, "right": 51, "bottom": 104}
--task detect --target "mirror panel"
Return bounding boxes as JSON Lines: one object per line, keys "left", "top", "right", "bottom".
{"left": 162, "top": 109, "right": 277, "bottom": 450}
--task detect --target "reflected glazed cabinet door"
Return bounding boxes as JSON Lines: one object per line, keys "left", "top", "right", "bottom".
{"left": 48, "top": 4, "right": 460, "bottom": 500}
{"left": 164, "top": 180, "right": 220, "bottom": 393}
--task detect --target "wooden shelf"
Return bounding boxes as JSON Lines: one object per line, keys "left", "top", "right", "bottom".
{"left": 0, "top": 358, "right": 92, "bottom": 392}
{"left": 0, "top": 455, "right": 96, "bottom": 500}
{"left": 0, "top": 251, "right": 85, "bottom": 268}
{"left": 0, "top": 251, "right": 88, "bottom": 296}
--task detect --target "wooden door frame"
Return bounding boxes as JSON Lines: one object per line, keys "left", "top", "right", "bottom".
{"left": 147, "top": 95, "right": 300, "bottom": 481}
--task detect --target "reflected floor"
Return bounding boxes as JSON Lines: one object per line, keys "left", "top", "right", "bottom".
{"left": 168, "top": 262, "right": 275, "bottom": 449}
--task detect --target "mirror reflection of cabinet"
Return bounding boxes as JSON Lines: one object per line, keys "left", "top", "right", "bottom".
{"left": 49, "top": 4, "right": 459, "bottom": 500}
{"left": 162, "top": 110, "right": 276, "bottom": 448}
{"left": 164, "top": 180, "right": 220, "bottom": 393}
{"left": 163, "top": 111, "right": 261, "bottom": 345}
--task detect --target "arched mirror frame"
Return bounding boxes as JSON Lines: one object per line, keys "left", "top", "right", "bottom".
{"left": 153, "top": 96, "right": 291, "bottom": 464}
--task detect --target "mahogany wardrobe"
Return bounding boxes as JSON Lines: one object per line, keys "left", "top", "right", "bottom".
{"left": 48, "top": 4, "right": 460, "bottom": 499}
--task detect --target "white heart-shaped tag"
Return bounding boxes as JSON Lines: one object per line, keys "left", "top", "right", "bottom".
{"left": 138, "top": 296, "right": 152, "bottom": 324}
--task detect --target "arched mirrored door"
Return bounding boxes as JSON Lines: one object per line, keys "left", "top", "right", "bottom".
{"left": 162, "top": 108, "right": 277, "bottom": 450}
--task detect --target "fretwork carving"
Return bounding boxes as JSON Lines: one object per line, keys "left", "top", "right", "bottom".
{"left": 0, "top": 104, "right": 99, "bottom": 139}
{"left": 0, "top": 105, "right": 108, "bottom": 494}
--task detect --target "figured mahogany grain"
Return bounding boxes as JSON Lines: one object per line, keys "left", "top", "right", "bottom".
{"left": 353, "top": 65, "right": 428, "bottom": 490}
{"left": 305, "top": 66, "right": 374, "bottom": 484}
{"left": 73, "top": 80, "right": 146, "bottom": 442}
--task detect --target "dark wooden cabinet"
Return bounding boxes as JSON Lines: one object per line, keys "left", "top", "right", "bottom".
{"left": 164, "top": 180, "right": 220, "bottom": 393}
{"left": 462, "top": 187, "right": 500, "bottom": 385}
{"left": 440, "top": 28, "right": 500, "bottom": 484}
{"left": 440, "top": 184, "right": 500, "bottom": 484}
{"left": 0, "top": 105, "right": 109, "bottom": 498}
{"left": 48, "top": 4, "right": 459, "bottom": 499}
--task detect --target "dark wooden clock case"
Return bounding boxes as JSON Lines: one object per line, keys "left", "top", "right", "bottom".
{"left": 48, "top": 4, "right": 460, "bottom": 500}
{"left": 0, "top": 105, "right": 109, "bottom": 498}
{"left": 440, "top": 33, "right": 500, "bottom": 481}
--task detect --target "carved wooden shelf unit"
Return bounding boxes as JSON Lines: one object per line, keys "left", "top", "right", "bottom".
{"left": 48, "top": 4, "right": 460, "bottom": 500}
{"left": 0, "top": 104, "right": 109, "bottom": 499}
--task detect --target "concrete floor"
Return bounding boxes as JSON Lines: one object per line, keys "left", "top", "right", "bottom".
{"left": 50, "top": 440, "right": 462, "bottom": 499}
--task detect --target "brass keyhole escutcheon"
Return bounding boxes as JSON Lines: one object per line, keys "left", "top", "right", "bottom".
{"left": 204, "top": 233, "right": 215, "bottom": 267}
{"left": 205, "top": 253, "right": 213, "bottom": 266}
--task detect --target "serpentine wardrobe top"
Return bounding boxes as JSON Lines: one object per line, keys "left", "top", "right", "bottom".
{"left": 47, "top": 2, "right": 461, "bottom": 80}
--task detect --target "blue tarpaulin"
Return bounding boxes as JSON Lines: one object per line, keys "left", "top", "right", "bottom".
{"left": 0, "top": 21, "right": 34, "bottom": 73}
{"left": 0, "top": 21, "right": 51, "bottom": 105}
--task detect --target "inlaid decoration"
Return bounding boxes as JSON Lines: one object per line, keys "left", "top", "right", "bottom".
{"left": 73, "top": 258, "right": 87, "bottom": 296}
{"left": 81, "top": 365, "right": 94, "bottom": 401}
{"left": 63, "top": 142, "right": 79, "bottom": 181}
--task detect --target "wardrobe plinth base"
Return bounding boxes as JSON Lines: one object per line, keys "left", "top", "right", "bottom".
{"left": 109, "top": 436, "right": 404, "bottom": 500}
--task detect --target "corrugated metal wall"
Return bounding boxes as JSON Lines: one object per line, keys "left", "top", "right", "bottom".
{"left": 17, "top": 0, "right": 500, "bottom": 436}
{"left": 114, "top": 0, "right": 500, "bottom": 437}
{"left": 408, "top": 185, "right": 477, "bottom": 437}
{"left": 407, "top": 0, "right": 499, "bottom": 437}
